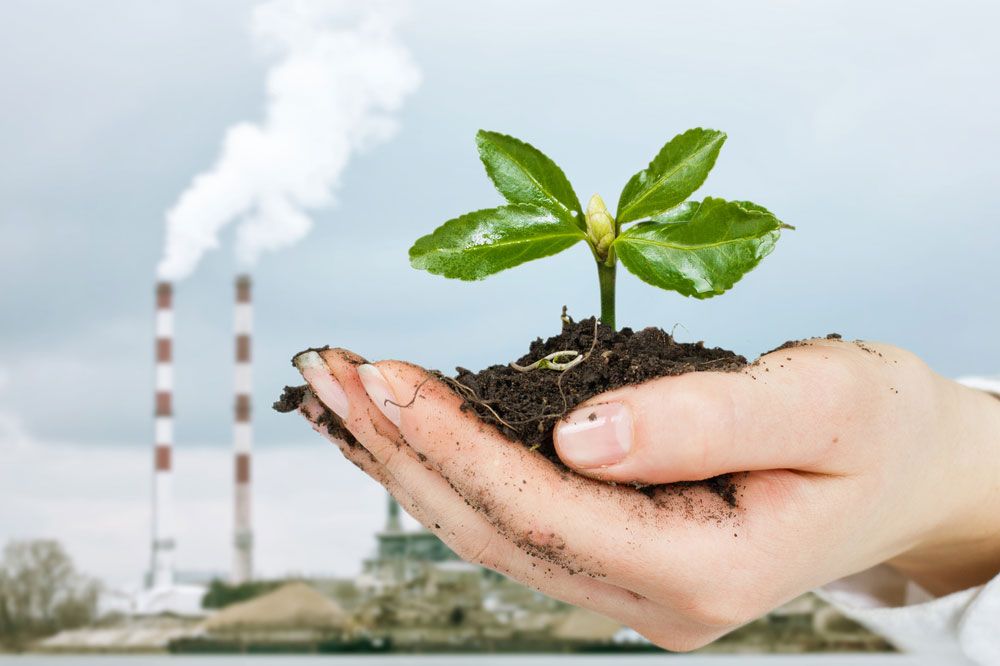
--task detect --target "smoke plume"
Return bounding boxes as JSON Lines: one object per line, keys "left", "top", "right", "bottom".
{"left": 157, "top": 0, "right": 421, "bottom": 280}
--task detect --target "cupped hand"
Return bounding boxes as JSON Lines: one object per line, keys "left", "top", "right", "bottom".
{"left": 290, "top": 338, "right": 1000, "bottom": 651}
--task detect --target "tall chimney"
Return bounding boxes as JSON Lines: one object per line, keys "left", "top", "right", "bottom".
{"left": 232, "top": 275, "right": 253, "bottom": 583}
{"left": 151, "top": 282, "right": 176, "bottom": 589}
{"left": 385, "top": 494, "right": 403, "bottom": 533}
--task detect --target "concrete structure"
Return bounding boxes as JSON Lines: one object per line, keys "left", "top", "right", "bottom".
{"left": 133, "top": 585, "right": 210, "bottom": 618}
{"left": 359, "top": 495, "right": 459, "bottom": 587}
{"left": 232, "top": 275, "right": 253, "bottom": 584}
{"left": 150, "top": 282, "right": 175, "bottom": 589}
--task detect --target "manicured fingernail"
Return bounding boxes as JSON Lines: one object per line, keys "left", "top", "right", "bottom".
{"left": 358, "top": 364, "right": 401, "bottom": 427}
{"left": 293, "top": 351, "right": 349, "bottom": 420}
{"left": 555, "top": 402, "right": 633, "bottom": 468}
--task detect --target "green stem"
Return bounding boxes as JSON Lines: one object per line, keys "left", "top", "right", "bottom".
{"left": 597, "top": 260, "right": 616, "bottom": 329}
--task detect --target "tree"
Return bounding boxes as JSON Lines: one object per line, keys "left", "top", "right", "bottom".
{"left": 0, "top": 539, "right": 99, "bottom": 650}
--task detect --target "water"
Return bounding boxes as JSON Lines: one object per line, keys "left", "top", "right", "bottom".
{"left": 0, "top": 656, "right": 934, "bottom": 665}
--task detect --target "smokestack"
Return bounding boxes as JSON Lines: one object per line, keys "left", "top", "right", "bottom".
{"left": 385, "top": 494, "right": 402, "bottom": 533}
{"left": 232, "top": 275, "right": 253, "bottom": 583}
{"left": 151, "top": 282, "right": 176, "bottom": 589}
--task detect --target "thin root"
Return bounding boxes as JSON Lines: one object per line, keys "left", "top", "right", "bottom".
{"left": 383, "top": 372, "right": 521, "bottom": 434}
{"left": 510, "top": 350, "right": 583, "bottom": 372}
{"left": 435, "top": 318, "right": 607, "bottom": 437}
{"left": 499, "top": 318, "right": 602, "bottom": 427}
{"left": 440, "top": 376, "right": 518, "bottom": 432}
{"left": 384, "top": 376, "right": 434, "bottom": 410}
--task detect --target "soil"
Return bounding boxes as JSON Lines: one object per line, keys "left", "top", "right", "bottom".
{"left": 766, "top": 332, "right": 841, "bottom": 355}
{"left": 272, "top": 384, "right": 308, "bottom": 413}
{"left": 273, "top": 315, "right": 749, "bottom": 509}
{"left": 273, "top": 384, "right": 360, "bottom": 448}
{"left": 449, "top": 315, "right": 746, "bottom": 507}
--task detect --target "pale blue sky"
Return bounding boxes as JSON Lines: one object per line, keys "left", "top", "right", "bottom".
{"left": 1, "top": 0, "right": 999, "bottom": 582}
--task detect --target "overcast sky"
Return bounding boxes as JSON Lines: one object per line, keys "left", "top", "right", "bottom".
{"left": 2, "top": 0, "right": 999, "bottom": 586}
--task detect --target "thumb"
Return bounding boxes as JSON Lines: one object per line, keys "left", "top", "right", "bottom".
{"left": 552, "top": 346, "right": 863, "bottom": 484}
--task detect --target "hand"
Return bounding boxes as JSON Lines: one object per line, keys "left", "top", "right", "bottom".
{"left": 290, "top": 338, "right": 1000, "bottom": 651}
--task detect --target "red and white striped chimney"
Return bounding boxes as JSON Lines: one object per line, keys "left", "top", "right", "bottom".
{"left": 232, "top": 275, "right": 253, "bottom": 583}
{"left": 152, "top": 282, "right": 176, "bottom": 589}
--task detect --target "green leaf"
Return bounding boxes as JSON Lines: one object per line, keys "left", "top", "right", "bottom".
{"left": 614, "top": 197, "right": 782, "bottom": 298}
{"left": 409, "top": 204, "right": 586, "bottom": 281}
{"left": 616, "top": 128, "right": 726, "bottom": 224}
{"left": 650, "top": 199, "right": 786, "bottom": 225}
{"left": 731, "top": 200, "right": 796, "bottom": 229}
{"left": 476, "top": 130, "right": 583, "bottom": 228}
{"left": 730, "top": 201, "right": 774, "bottom": 216}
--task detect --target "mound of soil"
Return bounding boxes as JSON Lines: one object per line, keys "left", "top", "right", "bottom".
{"left": 275, "top": 314, "right": 749, "bottom": 508}
{"left": 454, "top": 315, "right": 745, "bottom": 455}
{"left": 450, "top": 315, "right": 746, "bottom": 506}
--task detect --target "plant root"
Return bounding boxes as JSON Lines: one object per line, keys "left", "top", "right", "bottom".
{"left": 494, "top": 318, "right": 602, "bottom": 429}
{"left": 384, "top": 376, "right": 434, "bottom": 410}
{"left": 440, "top": 375, "right": 518, "bottom": 432}
{"left": 510, "top": 350, "right": 583, "bottom": 372}
{"left": 373, "top": 366, "right": 528, "bottom": 434}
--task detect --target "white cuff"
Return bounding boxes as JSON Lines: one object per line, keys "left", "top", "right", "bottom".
{"left": 816, "top": 376, "right": 1000, "bottom": 664}
{"left": 816, "top": 566, "right": 1000, "bottom": 663}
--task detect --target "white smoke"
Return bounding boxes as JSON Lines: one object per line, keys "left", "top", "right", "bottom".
{"left": 158, "top": 0, "right": 421, "bottom": 280}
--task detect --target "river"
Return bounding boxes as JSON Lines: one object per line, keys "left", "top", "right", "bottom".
{"left": 0, "top": 655, "right": 935, "bottom": 665}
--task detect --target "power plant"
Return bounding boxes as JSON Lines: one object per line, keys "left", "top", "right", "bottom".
{"left": 151, "top": 282, "right": 176, "bottom": 590}
{"left": 232, "top": 275, "right": 254, "bottom": 584}
{"left": 149, "top": 276, "right": 255, "bottom": 593}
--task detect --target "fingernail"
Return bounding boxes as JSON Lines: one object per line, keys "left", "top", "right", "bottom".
{"left": 555, "top": 402, "right": 633, "bottom": 468}
{"left": 358, "top": 364, "right": 401, "bottom": 427}
{"left": 293, "top": 351, "right": 349, "bottom": 420}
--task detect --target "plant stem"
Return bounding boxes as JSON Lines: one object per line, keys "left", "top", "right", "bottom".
{"left": 597, "top": 260, "right": 616, "bottom": 329}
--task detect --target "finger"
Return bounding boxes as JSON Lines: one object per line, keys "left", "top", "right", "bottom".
{"left": 296, "top": 387, "right": 461, "bottom": 553}
{"left": 292, "top": 351, "right": 657, "bottom": 627}
{"left": 295, "top": 387, "right": 395, "bottom": 489}
{"left": 553, "top": 340, "right": 881, "bottom": 485}
{"left": 345, "top": 358, "right": 732, "bottom": 600}
{"left": 294, "top": 350, "right": 786, "bottom": 644}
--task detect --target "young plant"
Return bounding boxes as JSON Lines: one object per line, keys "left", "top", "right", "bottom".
{"left": 409, "top": 128, "right": 790, "bottom": 329}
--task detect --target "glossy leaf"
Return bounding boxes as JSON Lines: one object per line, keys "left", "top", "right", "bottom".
{"left": 409, "top": 204, "right": 586, "bottom": 280}
{"left": 614, "top": 197, "right": 781, "bottom": 298}
{"left": 732, "top": 200, "right": 796, "bottom": 229}
{"left": 476, "top": 130, "right": 583, "bottom": 228}
{"left": 616, "top": 128, "right": 726, "bottom": 224}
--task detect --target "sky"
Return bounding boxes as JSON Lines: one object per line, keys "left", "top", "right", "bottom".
{"left": 1, "top": 0, "right": 999, "bottom": 587}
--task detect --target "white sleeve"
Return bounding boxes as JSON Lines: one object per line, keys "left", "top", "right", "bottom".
{"left": 816, "top": 566, "right": 1000, "bottom": 664}
{"left": 815, "top": 375, "right": 1000, "bottom": 665}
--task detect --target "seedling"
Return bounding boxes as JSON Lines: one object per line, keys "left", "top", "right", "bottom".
{"left": 409, "top": 128, "right": 791, "bottom": 330}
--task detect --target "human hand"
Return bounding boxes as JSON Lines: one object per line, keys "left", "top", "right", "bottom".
{"left": 289, "top": 338, "right": 1000, "bottom": 650}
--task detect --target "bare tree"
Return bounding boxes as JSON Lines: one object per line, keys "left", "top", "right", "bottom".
{"left": 0, "top": 539, "right": 99, "bottom": 650}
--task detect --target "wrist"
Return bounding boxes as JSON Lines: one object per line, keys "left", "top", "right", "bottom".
{"left": 889, "top": 380, "right": 1000, "bottom": 596}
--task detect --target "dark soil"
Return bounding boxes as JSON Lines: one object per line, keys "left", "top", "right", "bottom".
{"left": 273, "top": 384, "right": 360, "bottom": 447}
{"left": 272, "top": 384, "right": 308, "bottom": 413}
{"left": 274, "top": 315, "right": 750, "bottom": 509}
{"left": 451, "top": 315, "right": 747, "bottom": 506}
{"left": 766, "top": 332, "right": 841, "bottom": 355}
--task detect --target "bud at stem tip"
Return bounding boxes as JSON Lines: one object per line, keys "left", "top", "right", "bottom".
{"left": 585, "top": 194, "right": 615, "bottom": 261}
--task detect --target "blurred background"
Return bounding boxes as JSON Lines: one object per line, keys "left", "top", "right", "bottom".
{"left": 1, "top": 0, "right": 998, "bottom": 657}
